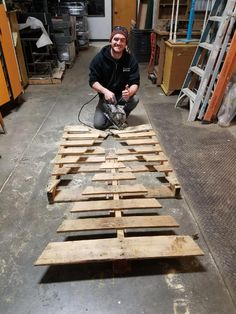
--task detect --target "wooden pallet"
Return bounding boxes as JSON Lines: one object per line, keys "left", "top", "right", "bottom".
{"left": 35, "top": 142, "right": 203, "bottom": 266}
{"left": 47, "top": 124, "right": 181, "bottom": 203}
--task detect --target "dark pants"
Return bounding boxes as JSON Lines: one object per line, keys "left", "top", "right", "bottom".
{"left": 94, "top": 95, "right": 139, "bottom": 130}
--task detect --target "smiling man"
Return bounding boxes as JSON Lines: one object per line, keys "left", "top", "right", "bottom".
{"left": 89, "top": 26, "right": 140, "bottom": 130}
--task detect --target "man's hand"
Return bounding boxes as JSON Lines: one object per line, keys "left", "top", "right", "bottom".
{"left": 104, "top": 89, "right": 116, "bottom": 104}
{"left": 122, "top": 85, "right": 130, "bottom": 102}
{"left": 92, "top": 82, "right": 116, "bottom": 104}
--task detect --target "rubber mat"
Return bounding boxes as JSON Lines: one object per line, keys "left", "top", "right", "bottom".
{"left": 145, "top": 102, "right": 236, "bottom": 303}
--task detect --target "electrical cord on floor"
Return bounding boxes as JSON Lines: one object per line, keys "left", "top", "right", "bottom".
{"left": 77, "top": 93, "right": 98, "bottom": 129}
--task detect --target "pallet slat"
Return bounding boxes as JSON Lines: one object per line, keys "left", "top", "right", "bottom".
{"left": 116, "top": 130, "right": 156, "bottom": 139}
{"left": 54, "top": 156, "right": 106, "bottom": 165}
{"left": 82, "top": 184, "right": 148, "bottom": 196}
{"left": 58, "top": 147, "right": 105, "bottom": 155}
{"left": 92, "top": 172, "right": 136, "bottom": 182}
{"left": 125, "top": 138, "right": 159, "bottom": 146}
{"left": 35, "top": 235, "right": 204, "bottom": 266}
{"left": 60, "top": 140, "right": 101, "bottom": 147}
{"left": 57, "top": 216, "right": 179, "bottom": 232}
{"left": 110, "top": 124, "right": 153, "bottom": 134}
{"left": 63, "top": 133, "right": 101, "bottom": 140}
{"left": 116, "top": 145, "right": 162, "bottom": 155}
{"left": 70, "top": 198, "right": 162, "bottom": 212}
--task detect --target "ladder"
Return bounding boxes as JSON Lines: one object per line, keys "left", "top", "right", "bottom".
{"left": 175, "top": 0, "right": 236, "bottom": 122}
{"left": 203, "top": 29, "right": 236, "bottom": 122}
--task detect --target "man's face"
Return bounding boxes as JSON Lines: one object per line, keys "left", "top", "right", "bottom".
{"left": 111, "top": 34, "right": 127, "bottom": 54}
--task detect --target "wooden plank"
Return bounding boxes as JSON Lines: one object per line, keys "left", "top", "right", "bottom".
{"left": 53, "top": 186, "right": 174, "bottom": 202}
{"left": 154, "top": 164, "right": 173, "bottom": 173}
{"left": 34, "top": 235, "right": 204, "bottom": 265}
{"left": 47, "top": 179, "right": 61, "bottom": 204}
{"left": 116, "top": 145, "right": 162, "bottom": 155}
{"left": 125, "top": 138, "right": 159, "bottom": 146}
{"left": 142, "top": 154, "right": 168, "bottom": 162}
{"left": 117, "top": 153, "right": 167, "bottom": 162}
{"left": 119, "top": 165, "right": 155, "bottom": 173}
{"left": 147, "top": 186, "right": 175, "bottom": 198}
{"left": 52, "top": 165, "right": 106, "bottom": 175}
{"left": 92, "top": 172, "right": 136, "bottom": 182}
{"left": 57, "top": 147, "right": 87, "bottom": 155}
{"left": 58, "top": 147, "right": 105, "bottom": 155}
{"left": 110, "top": 124, "right": 153, "bottom": 135}
{"left": 117, "top": 155, "right": 140, "bottom": 162}
{"left": 82, "top": 184, "right": 148, "bottom": 196}
{"left": 100, "top": 162, "right": 126, "bottom": 169}
{"left": 60, "top": 140, "right": 98, "bottom": 147}
{"left": 47, "top": 179, "right": 60, "bottom": 193}
{"left": 116, "top": 130, "right": 156, "bottom": 139}
{"left": 57, "top": 216, "right": 179, "bottom": 233}
{"left": 54, "top": 156, "right": 106, "bottom": 165}
{"left": 64, "top": 126, "right": 108, "bottom": 138}
{"left": 63, "top": 133, "right": 101, "bottom": 140}
{"left": 71, "top": 198, "right": 162, "bottom": 212}
{"left": 51, "top": 165, "right": 71, "bottom": 176}
{"left": 166, "top": 175, "right": 180, "bottom": 186}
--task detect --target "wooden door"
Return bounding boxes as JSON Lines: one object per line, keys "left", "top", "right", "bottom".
{"left": 112, "top": 0, "right": 137, "bottom": 32}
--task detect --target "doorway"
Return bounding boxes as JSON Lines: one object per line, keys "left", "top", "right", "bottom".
{"left": 112, "top": 0, "right": 137, "bottom": 31}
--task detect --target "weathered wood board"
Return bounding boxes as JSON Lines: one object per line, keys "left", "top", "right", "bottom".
{"left": 70, "top": 198, "right": 162, "bottom": 212}
{"left": 57, "top": 216, "right": 179, "bottom": 232}
{"left": 35, "top": 236, "right": 204, "bottom": 266}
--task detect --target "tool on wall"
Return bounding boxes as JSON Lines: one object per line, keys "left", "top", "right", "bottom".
{"left": 175, "top": 0, "right": 236, "bottom": 122}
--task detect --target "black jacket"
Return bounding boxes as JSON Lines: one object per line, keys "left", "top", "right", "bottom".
{"left": 89, "top": 45, "right": 140, "bottom": 99}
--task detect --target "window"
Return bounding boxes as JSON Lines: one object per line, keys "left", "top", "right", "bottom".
{"left": 87, "top": 0, "right": 105, "bottom": 17}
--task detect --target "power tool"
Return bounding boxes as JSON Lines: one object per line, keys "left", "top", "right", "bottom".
{"left": 102, "top": 100, "right": 127, "bottom": 129}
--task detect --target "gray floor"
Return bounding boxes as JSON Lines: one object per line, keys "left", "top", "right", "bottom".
{"left": 0, "top": 44, "right": 236, "bottom": 314}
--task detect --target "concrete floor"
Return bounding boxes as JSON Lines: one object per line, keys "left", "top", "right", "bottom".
{"left": 0, "top": 43, "right": 236, "bottom": 314}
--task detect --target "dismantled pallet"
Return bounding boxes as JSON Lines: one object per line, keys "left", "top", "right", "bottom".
{"left": 36, "top": 124, "right": 203, "bottom": 269}
{"left": 35, "top": 236, "right": 203, "bottom": 266}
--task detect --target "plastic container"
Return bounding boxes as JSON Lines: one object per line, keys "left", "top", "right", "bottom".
{"left": 129, "top": 29, "right": 151, "bottom": 63}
